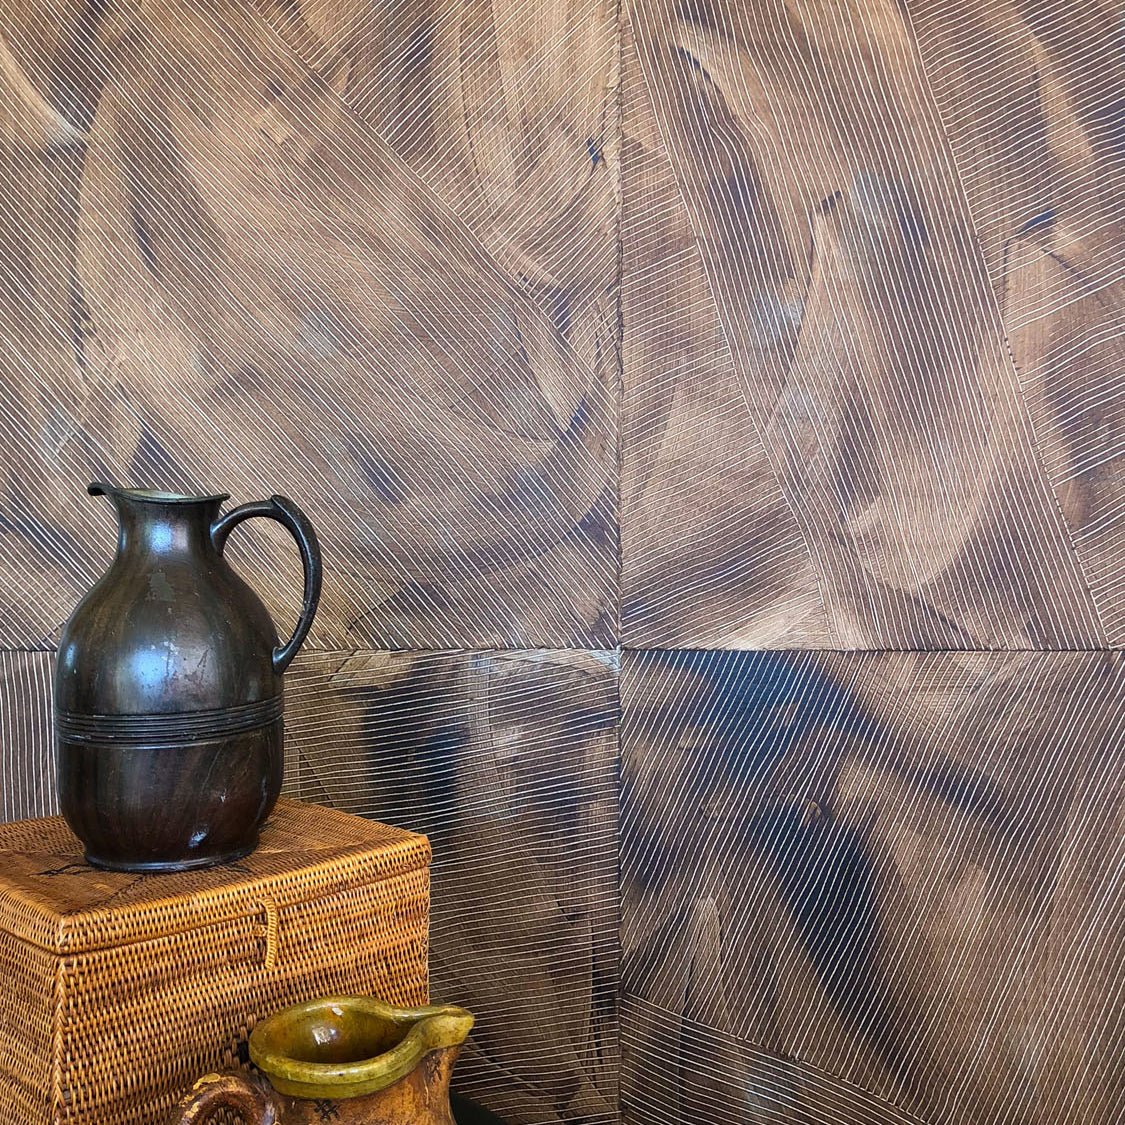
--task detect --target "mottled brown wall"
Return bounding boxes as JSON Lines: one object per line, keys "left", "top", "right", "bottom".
{"left": 618, "top": 0, "right": 1125, "bottom": 1121}
{"left": 2, "top": 0, "right": 1123, "bottom": 1123}
{"left": 0, "top": 2, "right": 618, "bottom": 1120}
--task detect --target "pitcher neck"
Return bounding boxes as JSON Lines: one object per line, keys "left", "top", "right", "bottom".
{"left": 91, "top": 485, "right": 228, "bottom": 560}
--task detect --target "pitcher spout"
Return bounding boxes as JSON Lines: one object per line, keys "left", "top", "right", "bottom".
{"left": 169, "top": 999, "right": 474, "bottom": 1125}
{"left": 249, "top": 997, "right": 475, "bottom": 1101}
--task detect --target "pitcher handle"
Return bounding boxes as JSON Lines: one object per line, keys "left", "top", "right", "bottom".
{"left": 211, "top": 496, "right": 323, "bottom": 674}
{"left": 169, "top": 1071, "right": 277, "bottom": 1124}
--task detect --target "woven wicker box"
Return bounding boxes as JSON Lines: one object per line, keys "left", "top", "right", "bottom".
{"left": 0, "top": 798, "right": 430, "bottom": 1125}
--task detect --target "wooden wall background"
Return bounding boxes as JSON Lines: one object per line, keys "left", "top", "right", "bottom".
{"left": 1, "top": 0, "right": 1123, "bottom": 1123}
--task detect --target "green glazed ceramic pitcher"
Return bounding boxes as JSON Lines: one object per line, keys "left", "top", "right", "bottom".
{"left": 171, "top": 998, "right": 474, "bottom": 1125}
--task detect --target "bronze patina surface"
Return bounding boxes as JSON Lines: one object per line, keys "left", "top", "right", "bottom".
{"left": 55, "top": 484, "right": 322, "bottom": 872}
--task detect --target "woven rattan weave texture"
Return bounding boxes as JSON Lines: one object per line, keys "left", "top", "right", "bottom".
{"left": 0, "top": 798, "right": 430, "bottom": 1125}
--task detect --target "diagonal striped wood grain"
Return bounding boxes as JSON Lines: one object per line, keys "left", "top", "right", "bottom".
{"left": 621, "top": 0, "right": 1116, "bottom": 649}
{"left": 623, "top": 998, "right": 925, "bottom": 1125}
{"left": 0, "top": 652, "right": 55, "bottom": 823}
{"left": 622, "top": 648, "right": 1125, "bottom": 1124}
{"left": 906, "top": 0, "right": 1125, "bottom": 644}
{"left": 619, "top": 13, "right": 829, "bottom": 648}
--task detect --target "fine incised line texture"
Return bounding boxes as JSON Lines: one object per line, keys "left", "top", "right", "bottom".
{"left": 620, "top": 0, "right": 1119, "bottom": 650}
{"left": 3, "top": 0, "right": 1124, "bottom": 1123}
{"left": 622, "top": 649, "right": 1125, "bottom": 1124}
{"left": 1, "top": 0, "right": 618, "bottom": 650}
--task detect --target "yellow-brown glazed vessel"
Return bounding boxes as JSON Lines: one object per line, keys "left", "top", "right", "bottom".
{"left": 170, "top": 998, "right": 474, "bottom": 1125}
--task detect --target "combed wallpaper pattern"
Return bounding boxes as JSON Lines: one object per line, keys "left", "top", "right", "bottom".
{"left": 1, "top": 1, "right": 1123, "bottom": 1123}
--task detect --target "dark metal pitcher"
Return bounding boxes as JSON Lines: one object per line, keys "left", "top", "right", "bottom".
{"left": 54, "top": 484, "right": 322, "bottom": 872}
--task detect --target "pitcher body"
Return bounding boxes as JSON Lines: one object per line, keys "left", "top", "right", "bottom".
{"left": 55, "top": 484, "right": 321, "bottom": 872}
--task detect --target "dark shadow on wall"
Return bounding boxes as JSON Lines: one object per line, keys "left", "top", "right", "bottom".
{"left": 452, "top": 1090, "right": 513, "bottom": 1124}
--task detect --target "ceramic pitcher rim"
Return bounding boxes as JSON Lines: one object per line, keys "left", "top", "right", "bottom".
{"left": 88, "top": 481, "right": 231, "bottom": 504}
{"left": 248, "top": 996, "right": 475, "bottom": 1101}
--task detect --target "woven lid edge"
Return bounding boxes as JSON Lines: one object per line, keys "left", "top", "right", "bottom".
{"left": 0, "top": 801, "right": 431, "bottom": 954}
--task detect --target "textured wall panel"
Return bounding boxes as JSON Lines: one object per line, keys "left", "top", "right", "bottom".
{"left": 622, "top": 648, "right": 1125, "bottom": 1124}
{"left": 619, "top": 17, "right": 825, "bottom": 649}
{"left": 0, "top": 651, "right": 55, "bottom": 822}
{"left": 622, "top": 997, "right": 923, "bottom": 1125}
{"left": 0, "top": 9, "right": 100, "bottom": 646}
{"left": 0, "top": 0, "right": 618, "bottom": 650}
{"left": 287, "top": 648, "right": 620, "bottom": 1125}
{"left": 906, "top": 0, "right": 1125, "bottom": 644}
{"left": 621, "top": 0, "right": 1108, "bottom": 649}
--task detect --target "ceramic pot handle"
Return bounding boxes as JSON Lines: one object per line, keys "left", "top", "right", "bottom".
{"left": 169, "top": 1071, "right": 277, "bottom": 1124}
{"left": 211, "top": 495, "right": 323, "bottom": 674}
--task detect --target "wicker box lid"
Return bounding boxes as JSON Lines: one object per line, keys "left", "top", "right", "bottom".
{"left": 0, "top": 797, "right": 431, "bottom": 953}
{"left": 0, "top": 798, "right": 432, "bottom": 1125}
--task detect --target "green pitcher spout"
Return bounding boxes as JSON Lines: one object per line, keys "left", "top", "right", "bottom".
{"left": 248, "top": 997, "right": 475, "bottom": 1101}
